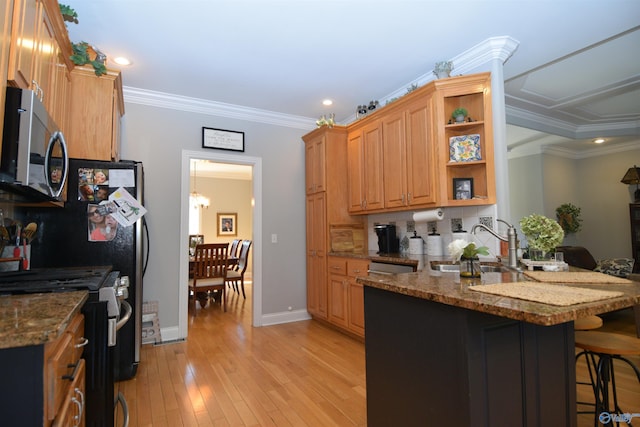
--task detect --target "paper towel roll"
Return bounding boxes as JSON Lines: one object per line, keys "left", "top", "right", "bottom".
{"left": 413, "top": 209, "right": 444, "bottom": 223}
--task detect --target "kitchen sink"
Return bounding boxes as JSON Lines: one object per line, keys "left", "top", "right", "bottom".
{"left": 430, "top": 261, "right": 509, "bottom": 273}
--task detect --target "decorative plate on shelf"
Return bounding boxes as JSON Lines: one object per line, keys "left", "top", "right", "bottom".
{"left": 449, "top": 134, "right": 481, "bottom": 162}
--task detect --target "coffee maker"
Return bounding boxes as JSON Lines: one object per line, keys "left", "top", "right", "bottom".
{"left": 374, "top": 224, "right": 399, "bottom": 254}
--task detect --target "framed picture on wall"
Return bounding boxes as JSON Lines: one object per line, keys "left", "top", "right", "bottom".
{"left": 453, "top": 178, "right": 474, "bottom": 200}
{"left": 202, "top": 127, "right": 245, "bottom": 152}
{"left": 217, "top": 213, "right": 237, "bottom": 236}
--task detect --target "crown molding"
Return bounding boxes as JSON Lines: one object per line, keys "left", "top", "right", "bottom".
{"left": 341, "top": 36, "right": 520, "bottom": 124}
{"left": 122, "top": 87, "right": 316, "bottom": 130}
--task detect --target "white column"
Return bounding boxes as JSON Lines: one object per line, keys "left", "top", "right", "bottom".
{"left": 490, "top": 59, "right": 510, "bottom": 222}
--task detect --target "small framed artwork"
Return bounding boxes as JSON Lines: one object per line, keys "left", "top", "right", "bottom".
{"left": 202, "top": 127, "right": 245, "bottom": 152}
{"left": 217, "top": 213, "right": 237, "bottom": 236}
{"left": 453, "top": 178, "right": 474, "bottom": 200}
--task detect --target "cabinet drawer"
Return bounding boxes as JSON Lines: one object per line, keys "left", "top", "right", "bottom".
{"left": 52, "top": 358, "right": 85, "bottom": 427}
{"left": 328, "top": 258, "right": 347, "bottom": 275}
{"left": 66, "top": 313, "right": 86, "bottom": 362}
{"left": 347, "top": 260, "right": 370, "bottom": 277}
{"left": 46, "top": 332, "right": 74, "bottom": 421}
{"left": 45, "top": 313, "right": 85, "bottom": 422}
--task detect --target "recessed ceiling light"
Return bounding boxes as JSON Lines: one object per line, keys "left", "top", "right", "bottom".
{"left": 593, "top": 138, "right": 605, "bottom": 144}
{"left": 322, "top": 99, "right": 333, "bottom": 106}
{"left": 113, "top": 57, "right": 132, "bottom": 66}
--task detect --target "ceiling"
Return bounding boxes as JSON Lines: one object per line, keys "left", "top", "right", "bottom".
{"left": 65, "top": 1, "right": 640, "bottom": 157}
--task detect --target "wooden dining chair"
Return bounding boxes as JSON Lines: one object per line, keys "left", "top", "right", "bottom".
{"left": 226, "top": 240, "right": 252, "bottom": 298}
{"left": 229, "top": 239, "right": 242, "bottom": 267}
{"left": 189, "top": 243, "right": 229, "bottom": 313}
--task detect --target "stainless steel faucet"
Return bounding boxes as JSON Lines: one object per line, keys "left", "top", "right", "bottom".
{"left": 471, "top": 219, "right": 520, "bottom": 270}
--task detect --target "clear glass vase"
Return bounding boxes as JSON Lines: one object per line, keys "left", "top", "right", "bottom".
{"left": 459, "top": 256, "right": 481, "bottom": 278}
{"left": 529, "top": 248, "right": 546, "bottom": 261}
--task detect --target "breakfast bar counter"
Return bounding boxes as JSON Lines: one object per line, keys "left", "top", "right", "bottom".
{"left": 357, "top": 269, "right": 640, "bottom": 427}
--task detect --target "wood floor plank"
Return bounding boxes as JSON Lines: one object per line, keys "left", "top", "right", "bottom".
{"left": 119, "top": 283, "right": 639, "bottom": 426}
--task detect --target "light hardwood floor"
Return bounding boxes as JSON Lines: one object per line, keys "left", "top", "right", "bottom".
{"left": 118, "top": 283, "right": 639, "bottom": 426}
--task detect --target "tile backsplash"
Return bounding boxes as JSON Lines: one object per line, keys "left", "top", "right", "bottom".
{"left": 368, "top": 205, "right": 502, "bottom": 258}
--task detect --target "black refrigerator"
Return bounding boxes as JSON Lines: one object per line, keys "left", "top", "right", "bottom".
{"left": 16, "top": 158, "right": 148, "bottom": 381}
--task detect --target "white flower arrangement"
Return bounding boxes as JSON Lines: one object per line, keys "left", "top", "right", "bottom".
{"left": 448, "top": 239, "right": 489, "bottom": 261}
{"left": 519, "top": 214, "right": 564, "bottom": 253}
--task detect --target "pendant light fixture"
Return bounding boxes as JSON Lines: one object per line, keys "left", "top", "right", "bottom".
{"left": 191, "top": 161, "right": 210, "bottom": 208}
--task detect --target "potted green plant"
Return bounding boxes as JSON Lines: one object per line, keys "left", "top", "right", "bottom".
{"left": 519, "top": 214, "right": 564, "bottom": 260}
{"left": 451, "top": 107, "right": 468, "bottom": 123}
{"left": 448, "top": 239, "right": 489, "bottom": 278}
{"left": 555, "top": 203, "right": 582, "bottom": 234}
{"left": 59, "top": 4, "right": 107, "bottom": 76}
{"left": 59, "top": 4, "right": 78, "bottom": 24}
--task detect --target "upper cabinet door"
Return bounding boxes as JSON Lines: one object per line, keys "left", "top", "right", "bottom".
{"left": 347, "top": 130, "right": 365, "bottom": 213}
{"left": 305, "top": 133, "right": 326, "bottom": 194}
{"left": 7, "top": 0, "right": 39, "bottom": 89}
{"left": 361, "top": 121, "right": 384, "bottom": 211}
{"left": 382, "top": 109, "right": 407, "bottom": 209}
{"left": 405, "top": 96, "right": 436, "bottom": 207}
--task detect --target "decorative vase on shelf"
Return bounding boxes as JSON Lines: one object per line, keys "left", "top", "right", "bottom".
{"left": 459, "top": 256, "right": 481, "bottom": 278}
{"left": 433, "top": 61, "right": 453, "bottom": 79}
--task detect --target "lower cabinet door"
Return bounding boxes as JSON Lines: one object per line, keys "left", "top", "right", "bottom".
{"left": 53, "top": 358, "right": 86, "bottom": 427}
{"left": 328, "top": 273, "right": 349, "bottom": 328}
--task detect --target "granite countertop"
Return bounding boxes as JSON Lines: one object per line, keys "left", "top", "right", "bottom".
{"left": 0, "top": 291, "right": 89, "bottom": 350}
{"left": 357, "top": 268, "right": 640, "bottom": 326}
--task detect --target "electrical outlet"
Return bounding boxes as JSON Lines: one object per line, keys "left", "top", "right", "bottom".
{"left": 271, "top": 234, "right": 277, "bottom": 243}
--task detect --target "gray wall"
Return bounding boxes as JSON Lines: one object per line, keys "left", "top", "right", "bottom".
{"left": 120, "top": 102, "right": 308, "bottom": 332}
{"left": 508, "top": 145, "right": 640, "bottom": 260}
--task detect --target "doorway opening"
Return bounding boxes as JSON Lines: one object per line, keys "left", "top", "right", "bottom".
{"left": 179, "top": 150, "right": 263, "bottom": 339}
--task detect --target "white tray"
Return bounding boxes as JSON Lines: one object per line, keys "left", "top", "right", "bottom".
{"left": 520, "top": 259, "right": 568, "bottom": 271}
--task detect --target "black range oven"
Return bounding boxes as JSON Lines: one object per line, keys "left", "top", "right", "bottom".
{"left": 0, "top": 266, "right": 130, "bottom": 426}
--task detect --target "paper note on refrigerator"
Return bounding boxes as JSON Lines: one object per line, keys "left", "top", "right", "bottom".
{"left": 97, "top": 187, "right": 147, "bottom": 227}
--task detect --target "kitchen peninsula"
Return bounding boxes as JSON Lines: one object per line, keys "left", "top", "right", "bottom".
{"left": 358, "top": 269, "right": 640, "bottom": 426}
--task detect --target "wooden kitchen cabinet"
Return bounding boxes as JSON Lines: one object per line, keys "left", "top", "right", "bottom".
{"left": 303, "top": 126, "right": 366, "bottom": 322}
{"left": 328, "top": 257, "right": 348, "bottom": 328}
{"left": 433, "top": 73, "right": 495, "bottom": 206}
{"left": 0, "top": 311, "right": 86, "bottom": 426}
{"left": 343, "top": 72, "right": 495, "bottom": 213}
{"left": 6, "top": 0, "right": 39, "bottom": 89}
{"left": 6, "top": 0, "right": 72, "bottom": 116}
{"left": 382, "top": 95, "right": 436, "bottom": 209}
{"left": 347, "top": 119, "right": 384, "bottom": 213}
{"left": 307, "top": 192, "right": 327, "bottom": 319}
{"left": 327, "top": 256, "right": 369, "bottom": 337}
{"left": 45, "top": 312, "right": 86, "bottom": 426}
{"left": 305, "top": 130, "right": 326, "bottom": 194}
{"left": 66, "top": 65, "right": 124, "bottom": 161}
{"left": 346, "top": 258, "right": 368, "bottom": 336}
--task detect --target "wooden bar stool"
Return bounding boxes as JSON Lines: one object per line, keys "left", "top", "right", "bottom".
{"left": 574, "top": 331, "right": 640, "bottom": 426}
{"left": 575, "top": 315, "right": 603, "bottom": 331}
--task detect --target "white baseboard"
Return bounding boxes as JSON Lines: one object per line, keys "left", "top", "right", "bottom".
{"left": 261, "top": 309, "right": 311, "bottom": 326}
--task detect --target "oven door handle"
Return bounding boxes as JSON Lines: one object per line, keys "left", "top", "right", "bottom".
{"left": 116, "top": 300, "right": 132, "bottom": 331}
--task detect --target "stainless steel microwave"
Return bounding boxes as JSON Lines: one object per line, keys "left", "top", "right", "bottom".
{"left": 0, "top": 87, "right": 69, "bottom": 202}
